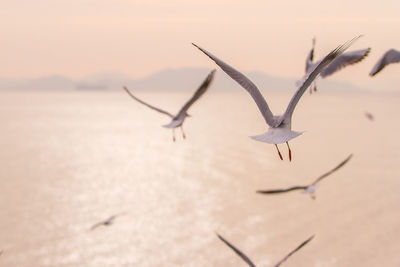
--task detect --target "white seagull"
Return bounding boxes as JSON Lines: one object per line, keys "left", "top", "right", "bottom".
{"left": 123, "top": 69, "right": 215, "bottom": 141}
{"left": 217, "top": 233, "right": 314, "bottom": 267}
{"left": 369, "top": 49, "right": 400, "bottom": 76}
{"left": 193, "top": 37, "right": 360, "bottom": 161}
{"left": 302, "top": 37, "right": 370, "bottom": 93}
{"left": 257, "top": 154, "right": 352, "bottom": 199}
{"left": 90, "top": 212, "right": 126, "bottom": 231}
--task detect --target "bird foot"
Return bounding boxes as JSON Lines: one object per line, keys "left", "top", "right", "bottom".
{"left": 286, "top": 142, "right": 292, "bottom": 162}
{"left": 275, "top": 144, "right": 283, "bottom": 160}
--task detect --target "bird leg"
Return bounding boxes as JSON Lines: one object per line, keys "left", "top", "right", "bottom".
{"left": 310, "top": 192, "right": 316, "bottom": 200}
{"left": 313, "top": 82, "right": 317, "bottom": 92}
{"left": 286, "top": 142, "right": 292, "bottom": 161}
{"left": 275, "top": 144, "right": 283, "bottom": 160}
{"left": 172, "top": 129, "right": 176, "bottom": 142}
{"left": 180, "top": 126, "right": 186, "bottom": 139}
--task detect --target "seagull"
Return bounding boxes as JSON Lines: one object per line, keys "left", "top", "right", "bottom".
{"left": 193, "top": 37, "right": 360, "bottom": 161}
{"left": 369, "top": 49, "right": 400, "bottom": 76}
{"left": 257, "top": 154, "right": 352, "bottom": 199}
{"left": 364, "top": 112, "right": 374, "bottom": 121}
{"left": 90, "top": 212, "right": 126, "bottom": 231}
{"left": 123, "top": 69, "right": 215, "bottom": 141}
{"left": 217, "top": 233, "right": 314, "bottom": 267}
{"left": 301, "top": 37, "right": 370, "bottom": 93}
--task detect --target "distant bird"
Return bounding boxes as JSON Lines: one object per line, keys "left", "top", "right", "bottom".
{"left": 193, "top": 37, "right": 360, "bottom": 161}
{"left": 369, "top": 49, "right": 400, "bottom": 76}
{"left": 364, "top": 112, "right": 374, "bottom": 121}
{"left": 301, "top": 37, "right": 370, "bottom": 93}
{"left": 217, "top": 233, "right": 314, "bottom": 267}
{"left": 90, "top": 213, "right": 126, "bottom": 231}
{"left": 257, "top": 154, "right": 352, "bottom": 199}
{"left": 123, "top": 70, "right": 215, "bottom": 141}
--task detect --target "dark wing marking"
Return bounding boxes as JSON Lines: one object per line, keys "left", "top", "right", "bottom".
{"left": 370, "top": 49, "right": 400, "bottom": 76}
{"left": 217, "top": 233, "right": 256, "bottom": 267}
{"left": 274, "top": 235, "right": 315, "bottom": 267}
{"left": 311, "top": 154, "right": 353, "bottom": 185}
{"left": 320, "top": 48, "right": 371, "bottom": 77}
{"left": 256, "top": 186, "right": 307, "bottom": 194}
{"left": 176, "top": 69, "right": 216, "bottom": 117}
{"left": 123, "top": 87, "right": 174, "bottom": 118}
{"left": 305, "top": 37, "right": 315, "bottom": 73}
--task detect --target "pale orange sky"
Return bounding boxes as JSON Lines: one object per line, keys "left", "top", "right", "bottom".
{"left": 1, "top": 0, "right": 400, "bottom": 90}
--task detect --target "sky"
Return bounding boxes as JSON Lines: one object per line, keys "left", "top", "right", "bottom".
{"left": 1, "top": 0, "right": 400, "bottom": 90}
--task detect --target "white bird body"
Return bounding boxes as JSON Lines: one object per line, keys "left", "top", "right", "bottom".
{"left": 193, "top": 37, "right": 359, "bottom": 160}
{"left": 370, "top": 49, "right": 400, "bottom": 76}
{"left": 303, "top": 184, "right": 317, "bottom": 194}
{"left": 163, "top": 117, "right": 185, "bottom": 128}
{"left": 250, "top": 123, "right": 303, "bottom": 145}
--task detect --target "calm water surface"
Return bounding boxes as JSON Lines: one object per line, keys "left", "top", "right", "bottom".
{"left": 0, "top": 90, "right": 399, "bottom": 266}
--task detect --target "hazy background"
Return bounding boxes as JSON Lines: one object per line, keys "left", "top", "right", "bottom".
{"left": 1, "top": 0, "right": 400, "bottom": 91}
{"left": 1, "top": 1, "right": 400, "bottom": 267}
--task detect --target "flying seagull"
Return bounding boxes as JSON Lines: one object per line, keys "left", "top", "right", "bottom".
{"left": 90, "top": 212, "right": 126, "bottom": 231}
{"left": 369, "top": 49, "right": 400, "bottom": 76}
{"left": 123, "top": 69, "right": 215, "bottom": 141}
{"left": 364, "top": 112, "right": 374, "bottom": 121}
{"left": 217, "top": 233, "right": 314, "bottom": 267}
{"left": 193, "top": 37, "right": 360, "bottom": 161}
{"left": 301, "top": 37, "right": 370, "bottom": 93}
{"left": 257, "top": 154, "right": 352, "bottom": 199}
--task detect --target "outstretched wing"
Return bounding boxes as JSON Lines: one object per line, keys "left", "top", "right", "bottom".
{"left": 123, "top": 87, "right": 174, "bottom": 118}
{"left": 320, "top": 48, "right": 371, "bottom": 77}
{"left": 282, "top": 36, "right": 361, "bottom": 124}
{"left": 274, "top": 235, "right": 315, "bottom": 267}
{"left": 311, "top": 154, "right": 353, "bottom": 185}
{"left": 176, "top": 69, "right": 216, "bottom": 117}
{"left": 256, "top": 186, "right": 307, "bottom": 194}
{"left": 369, "top": 49, "right": 400, "bottom": 76}
{"left": 90, "top": 221, "right": 104, "bottom": 231}
{"left": 193, "top": 43, "right": 278, "bottom": 127}
{"left": 217, "top": 233, "right": 256, "bottom": 267}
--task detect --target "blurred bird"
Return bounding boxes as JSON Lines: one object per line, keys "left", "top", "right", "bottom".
{"left": 123, "top": 69, "right": 215, "bottom": 141}
{"left": 369, "top": 49, "right": 400, "bottom": 76}
{"left": 300, "top": 37, "right": 370, "bottom": 93}
{"left": 364, "top": 112, "right": 374, "bottom": 121}
{"left": 90, "top": 213, "right": 126, "bottom": 231}
{"left": 217, "top": 233, "right": 314, "bottom": 267}
{"left": 257, "top": 154, "right": 352, "bottom": 199}
{"left": 193, "top": 37, "right": 360, "bottom": 161}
